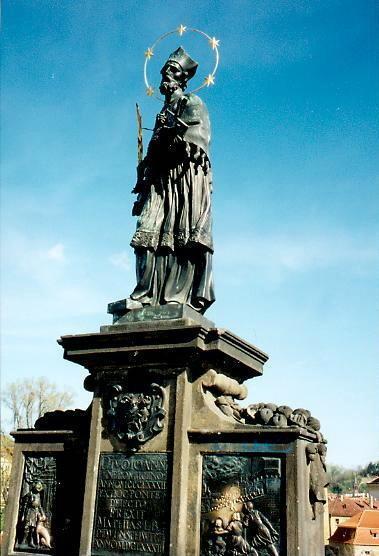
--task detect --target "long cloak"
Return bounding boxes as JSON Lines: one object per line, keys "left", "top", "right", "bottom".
{"left": 130, "top": 91, "right": 215, "bottom": 312}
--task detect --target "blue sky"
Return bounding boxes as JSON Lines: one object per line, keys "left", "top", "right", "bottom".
{"left": 1, "top": 0, "right": 378, "bottom": 467}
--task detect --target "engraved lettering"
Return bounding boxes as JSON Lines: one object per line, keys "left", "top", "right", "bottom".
{"left": 92, "top": 453, "right": 170, "bottom": 555}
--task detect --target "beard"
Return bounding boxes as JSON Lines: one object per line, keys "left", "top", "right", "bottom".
{"left": 159, "top": 79, "right": 181, "bottom": 96}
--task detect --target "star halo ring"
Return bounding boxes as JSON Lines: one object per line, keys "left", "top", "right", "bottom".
{"left": 144, "top": 25, "right": 220, "bottom": 101}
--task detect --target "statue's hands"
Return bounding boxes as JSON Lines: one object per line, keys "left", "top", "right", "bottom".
{"left": 132, "top": 160, "right": 148, "bottom": 194}
{"left": 156, "top": 113, "right": 167, "bottom": 125}
{"left": 167, "top": 132, "right": 184, "bottom": 152}
{"left": 132, "top": 195, "right": 144, "bottom": 216}
{"left": 132, "top": 181, "right": 144, "bottom": 194}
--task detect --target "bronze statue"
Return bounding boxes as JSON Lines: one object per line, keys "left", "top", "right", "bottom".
{"left": 227, "top": 512, "right": 254, "bottom": 555}
{"left": 206, "top": 517, "right": 228, "bottom": 555}
{"left": 19, "top": 481, "right": 52, "bottom": 549}
{"left": 243, "top": 502, "right": 279, "bottom": 556}
{"left": 126, "top": 47, "right": 215, "bottom": 314}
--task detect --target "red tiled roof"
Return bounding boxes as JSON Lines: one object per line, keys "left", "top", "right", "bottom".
{"left": 329, "top": 495, "right": 379, "bottom": 517}
{"left": 329, "top": 510, "right": 379, "bottom": 546}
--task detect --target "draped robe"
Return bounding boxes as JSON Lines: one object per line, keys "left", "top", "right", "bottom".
{"left": 129, "top": 91, "right": 215, "bottom": 313}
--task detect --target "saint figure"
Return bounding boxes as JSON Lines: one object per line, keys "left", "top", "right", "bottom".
{"left": 127, "top": 46, "right": 215, "bottom": 313}
{"left": 19, "top": 481, "right": 51, "bottom": 549}
{"left": 226, "top": 512, "right": 253, "bottom": 555}
{"left": 243, "top": 502, "right": 279, "bottom": 556}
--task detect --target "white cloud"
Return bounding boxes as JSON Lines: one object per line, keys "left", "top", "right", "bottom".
{"left": 2, "top": 233, "right": 69, "bottom": 286}
{"left": 109, "top": 251, "right": 131, "bottom": 271}
{"left": 1, "top": 230, "right": 106, "bottom": 325}
{"left": 218, "top": 231, "right": 378, "bottom": 272}
{"left": 47, "top": 243, "right": 65, "bottom": 262}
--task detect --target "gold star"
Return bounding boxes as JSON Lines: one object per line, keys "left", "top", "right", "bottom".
{"left": 204, "top": 74, "right": 215, "bottom": 87}
{"left": 146, "top": 86, "right": 154, "bottom": 96}
{"left": 177, "top": 24, "right": 187, "bottom": 36}
{"left": 144, "top": 47, "right": 154, "bottom": 60}
{"left": 209, "top": 37, "right": 220, "bottom": 50}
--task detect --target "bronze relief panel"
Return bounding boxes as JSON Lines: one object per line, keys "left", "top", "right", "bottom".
{"left": 201, "top": 454, "right": 283, "bottom": 556}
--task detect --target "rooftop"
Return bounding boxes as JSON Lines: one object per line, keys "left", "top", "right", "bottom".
{"left": 329, "top": 495, "right": 379, "bottom": 517}
{"left": 329, "top": 509, "right": 379, "bottom": 546}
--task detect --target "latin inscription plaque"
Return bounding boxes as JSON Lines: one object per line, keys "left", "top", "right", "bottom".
{"left": 92, "top": 453, "right": 170, "bottom": 555}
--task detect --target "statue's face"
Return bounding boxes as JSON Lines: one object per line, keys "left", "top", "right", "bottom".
{"left": 306, "top": 448, "right": 317, "bottom": 461}
{"left": 160, "top": 61, "right": 185, "bottom": 95}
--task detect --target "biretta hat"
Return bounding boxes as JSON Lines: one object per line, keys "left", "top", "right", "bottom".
{"left": 165, "top": 46, "right": 198, "bottom": 78}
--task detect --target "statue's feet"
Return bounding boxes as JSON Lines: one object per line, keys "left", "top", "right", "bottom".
{"left": 125, "top": 298, "right": 143, "bottom": 311}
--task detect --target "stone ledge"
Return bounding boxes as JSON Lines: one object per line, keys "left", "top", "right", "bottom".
{"left": 59, "top": 323, "right": 268, "bottom": 382}
{"left": 11, "top": 429, "right": 75, "bottom": 442}
{"left": 188, "top": 425, "right": 318, "bottom": 442}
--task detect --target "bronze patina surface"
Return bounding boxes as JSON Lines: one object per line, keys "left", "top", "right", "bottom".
{"left": 92, "top": 453, "right": 171, "bottom": 556}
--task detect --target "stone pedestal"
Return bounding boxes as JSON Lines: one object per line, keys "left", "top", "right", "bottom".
{"left": 2, "top": 308, "right": 326, "bottom": 556}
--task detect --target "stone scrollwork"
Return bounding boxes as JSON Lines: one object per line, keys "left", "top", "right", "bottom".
{"left": 202, "top": 369, "right": 247, "bottom": 422}
{"left": 105, "top": 382, "right": 166, "bottom": 449}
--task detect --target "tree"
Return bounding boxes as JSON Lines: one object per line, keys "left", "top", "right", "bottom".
{"left": 2, "top": 377, "right": 74, "bottom": 430}
{"left": 327, "top": 463, "right": 377, "bottom": 494}
{"left": 364, "top": 461, "right": 379, "bottom": 476}
{"left": 0, "top": 432, "right": 14, "bottom": 528}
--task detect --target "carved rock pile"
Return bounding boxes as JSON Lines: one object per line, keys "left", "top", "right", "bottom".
{"left": 242, "top": 403, "right": 322, "bottom": 435}
{"left": 202, "top": 371, "right": 324, "bottom": 440}
{"left": 34, "top": 408, "right": 90, "bottom": 433}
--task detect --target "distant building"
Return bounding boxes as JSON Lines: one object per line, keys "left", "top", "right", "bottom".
{"left": 367, "top": 478, "right": 379, "bottom": 500}
{"left": 327, "top": 494, "right": 379, "bottom": 540}
{"left": 328, "top": 509, "right": 379, "bottom": 555}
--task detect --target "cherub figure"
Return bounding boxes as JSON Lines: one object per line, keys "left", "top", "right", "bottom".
{"left": 306, "top": 443, "right": 328, "bottom": 519}
{"left": 206, "top": 517, "right": 228, "bottom": 555}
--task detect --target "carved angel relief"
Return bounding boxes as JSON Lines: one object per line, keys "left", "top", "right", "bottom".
{"left": 306, "top": 442, "right": 328, "bottom": 519}
{"left": 105, "top": 383, "right": 166, "bottom": 449}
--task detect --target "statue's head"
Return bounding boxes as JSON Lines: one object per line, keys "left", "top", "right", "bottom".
{"left": 160, "top": 46, "right": 198, "bottom": 95}
{"left": 32, "top": 481, "right": 43, "bottom": 492}
{"left": 306, "top": 444, "right": 317, "bottom": 462}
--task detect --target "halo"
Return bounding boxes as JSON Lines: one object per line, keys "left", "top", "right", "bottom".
{"left": 143, "top": 24, "right": 220, "bottom": 100}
